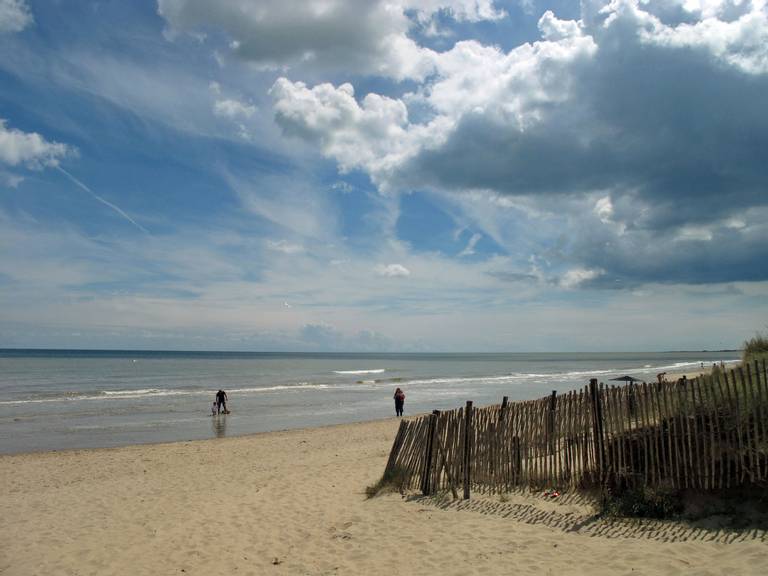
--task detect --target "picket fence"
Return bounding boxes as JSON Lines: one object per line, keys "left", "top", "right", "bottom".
{"left": 383, "top": 360, "right": 768, "bottom": 498}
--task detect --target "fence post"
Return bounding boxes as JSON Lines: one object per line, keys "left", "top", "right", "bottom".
{"left": 421, "top": 410, "right": 440, "bottom": 495}
{"left": 589, "top": 379, "right": 606, "bottom": 482}
{"left": 463, "top": 400, "right": 473, "bottom": 499}
{"left": 549, "top": 390, "right": 557, "bottom": 452}
{"left": 500, "top": 396, "right": 509, "bottom": 422}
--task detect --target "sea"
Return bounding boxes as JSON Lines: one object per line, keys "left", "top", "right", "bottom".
{"left": 0, "top": 349, "right": 739, "bottom": 454}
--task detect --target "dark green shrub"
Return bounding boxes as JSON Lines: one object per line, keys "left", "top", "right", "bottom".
{"left": 603, "top": 485, "right": 683, "bottom": 519}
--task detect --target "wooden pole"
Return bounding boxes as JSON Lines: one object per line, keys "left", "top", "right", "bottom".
{"left": 589, "top": 379, "right": 605, "bottom": 483}
{"left": 548, "top": 390, "right": 557, "bottom": 484}
{"left": 463, "top": 401, "right": 473, "bottom": 499}
{"left": 549, "top": 390, "right": 557, "bottom": 445}
{"left": 499, "top": 394, "right": 509, "bottom": 488}
{"left": 500, "top": 396, "right": 509, "bottom": 422}
{"left": 421, "top": 410, "right": 440, "bottom": 495}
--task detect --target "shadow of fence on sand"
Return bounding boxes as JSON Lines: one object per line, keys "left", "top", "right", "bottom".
{"left": 405, "top": 494, "right": 768, "bottom": 543}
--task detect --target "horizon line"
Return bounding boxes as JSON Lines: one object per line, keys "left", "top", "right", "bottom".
{"left": 0, "top": 347, "right": 743, "bottom": 355}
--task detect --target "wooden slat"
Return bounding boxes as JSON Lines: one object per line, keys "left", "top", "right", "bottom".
{"left": 691, "top": 376, "right": 709, "bottom": 489}
{"left": 651, "top": 382, "right": 666, "bottom": 484}
{"left": 757, "top": 360, "right": 768, "bottom": 480}
{"left": 744, "top": 364, "right": 761, "bottom": 482}
{"left": 723, "top": 369, "right": 743, "bottom": 484}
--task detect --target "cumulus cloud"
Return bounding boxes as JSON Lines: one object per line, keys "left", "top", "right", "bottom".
{"left": 270, "top": 0, "right": 768, "bottom": 285}
{"left": 158, "top": 0, "right": 504, "bottom": 80}
{"left": 270, "top": 79, "right": 430, "bottom": 182}
{"left": 375, "top": 263, "right": 411, "bottom": 277}
{"left": 0, "top": 0, "right": 32, "bottom": 33}
{"left": 0, "top": 119, "right": 73, "bottom": 169}
{"left": 271, "top": 19, "right": 598, "bottom": 187}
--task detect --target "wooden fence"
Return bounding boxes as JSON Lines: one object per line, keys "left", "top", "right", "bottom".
{"left": 383, "top": 360, "right": 768, "bottom": 498}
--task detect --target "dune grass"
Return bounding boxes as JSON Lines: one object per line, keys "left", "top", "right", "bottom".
{"left": 743, "top": 332, "right": 768, "bottom": 364}
{"left": 365, "top": 466, "right": 409, "bottom": 498}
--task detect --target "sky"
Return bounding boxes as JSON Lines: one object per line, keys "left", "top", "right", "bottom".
{"left": 0, "top": 0, "right": 766, "bottom": 352}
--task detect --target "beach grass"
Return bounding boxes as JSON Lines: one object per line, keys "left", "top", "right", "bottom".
{"left": 365, "top": 464, "right": 409, "bottom": 498}
{"left": 743, "top": 332, "right": 768, "bottom": 364}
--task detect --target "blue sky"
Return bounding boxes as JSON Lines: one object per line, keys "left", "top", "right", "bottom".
{"left": 0, "top": 0, "right": 766, "bottom": 352}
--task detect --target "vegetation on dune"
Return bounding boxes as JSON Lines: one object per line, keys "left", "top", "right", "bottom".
{"left": 602, "top": 485, "right": 683, "bottom": 519}
{"left": 365, "top": 465, "right": 409, "bottom": 498}
{"left": 743, "top": 331, "right": 768, "bottom": 364}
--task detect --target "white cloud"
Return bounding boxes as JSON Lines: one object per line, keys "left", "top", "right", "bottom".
{"left": 403, "top": 0, "right": 505, "bottom": 22}
{"left": 0, "top": 0, "right": 32, "bottom": 33}
{"left": 0, "top": 169, "right": 23, "bottom": 187}
{"left": 559, "top": 267, "right": 604, "bottom": 289}
{"left": 594, "top": 195, "right": 614, "bottom": 224}
{"left": 518, "top": 0, "right": 535, "bottom": 15}
{"left": 3, "top": 206, "right": 766, "bottom": 351}
{"left": 9, "top": 49, "right": 283, "bottom": 148}
{"left": 158, "top": 0, "right": 505, "bottom": 81}
{"left": 0, "top": 119, "right": 73, "bottom": 169}
{"left": 208, "top": 82, "right": 260, "bottom": 140}
{"left": 675, "top": 225, "right": 714, "bottom": 241}
{"left": 224, "top": 170, "right": 340, "bottom": 242}
{"left": 609, "top": 0, "right": 768, "bottom": 75}
{"left": 270, "top": 79, "right": 434, "bottom": 184}
{"left": 266, "top": 239, "right": 304, "bottom": 254}
{"left": 270, "top": 23, "right": 597, "bottom": 187}
{"left": 375, "top": 263, "right": 411, "bottom": 277}
{"left": 213, "top": 97, "right": 256, "bottom": 119}
{"left": 269, "top": 0, "right": 768, "bottom": 288}
{"left": 459, "top": 232, "right": 482, "bottom": 256}
{"left": 269, "top": 0, "right": 768, "bottom": 197}
{"left": 538, "top": 10, "right": 584, "bottom": 41}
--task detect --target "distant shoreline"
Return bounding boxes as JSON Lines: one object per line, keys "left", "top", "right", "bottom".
{"left": 0, "top": 347, "right": 744, "bottom": 356}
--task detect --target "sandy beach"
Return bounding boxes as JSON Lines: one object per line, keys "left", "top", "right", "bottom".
{"left": 1, "top": 417, "right": 766, "bottom": 576}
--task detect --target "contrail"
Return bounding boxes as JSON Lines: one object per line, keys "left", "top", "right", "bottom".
{"left": 56, "top": 166, "right": 150, "bottom": 235}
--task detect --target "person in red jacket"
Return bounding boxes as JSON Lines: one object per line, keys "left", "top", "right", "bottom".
{"left": 393, "top": 387, "right": 405, "bottom": 417}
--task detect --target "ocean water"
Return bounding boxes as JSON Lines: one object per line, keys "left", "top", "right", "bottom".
{"left": 0, "top": 349, "right": 738, "bottom": 454}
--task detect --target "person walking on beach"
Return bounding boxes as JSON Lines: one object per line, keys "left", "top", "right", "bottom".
{"left": 393, "top": 387, "right": 405, "bottom": 417}
{"left": 215, "top": 389, "right": 228, "bottom": 414}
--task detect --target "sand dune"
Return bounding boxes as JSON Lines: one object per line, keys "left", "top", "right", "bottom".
{"left": 1, "top": 418, "right": 766, "bottom": 575}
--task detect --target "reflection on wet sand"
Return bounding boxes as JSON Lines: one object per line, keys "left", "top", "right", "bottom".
{"left": 211, "top": 414, "right": 227, "bottom": 438}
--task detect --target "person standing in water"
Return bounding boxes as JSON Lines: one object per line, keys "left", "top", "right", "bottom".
{"left": 215, "top": 389, "right": 228, "bottom": 414}
{"left": 393, "top": 387, "right": 405, "bottom": 417}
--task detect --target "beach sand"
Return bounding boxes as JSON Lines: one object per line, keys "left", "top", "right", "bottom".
{"left": 1, "top": 418, "right": 766, "bottom": 576}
